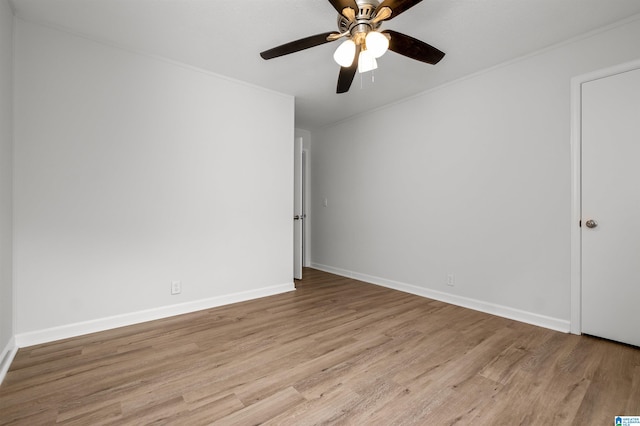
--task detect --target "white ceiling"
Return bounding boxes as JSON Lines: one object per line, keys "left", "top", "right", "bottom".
{"left": 10, "top": 0, "right": 640, "bottom": 129}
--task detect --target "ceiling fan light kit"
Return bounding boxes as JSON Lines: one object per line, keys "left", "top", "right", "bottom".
{"left": 334, "top": 39, "right": 357, "bottom": 67}
{"left": 365, "top": 30, "right": 390, "bottom": 58}
{"left": 260, "top": 0, "right": 445, "bottom": 93}
{"left": 358, "top": 49, "right": 377, "bottom": 73}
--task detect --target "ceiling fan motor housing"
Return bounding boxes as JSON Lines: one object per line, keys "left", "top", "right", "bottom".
{"left": 338, "top": 0, "right": 382, "bottom": 44}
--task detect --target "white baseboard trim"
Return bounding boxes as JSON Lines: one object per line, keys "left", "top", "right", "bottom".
{"left": 310, "top": 263, "right": 570, "bottom": 333}
{"left": 1, "top": 336, "right": 18, "bottom": 385}
{"left": 15, "top": 282, "right": 295, "bottom": 348}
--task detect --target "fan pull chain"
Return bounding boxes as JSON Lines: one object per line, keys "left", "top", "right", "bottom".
{"left": 359, "top": 71, "right": 376, "bottom": 90}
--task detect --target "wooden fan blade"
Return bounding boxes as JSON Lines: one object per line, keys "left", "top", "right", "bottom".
{"left": 327, "top": 0, "right": 359, "bottom": 21}
{"left": 376, "top": 0, "right": 423, "bottom": 21}
{"left": 383, "top": 30, "right": 445, "bottom": 64}
{"left": 260, "top": 32, "right": 338, "bottom": 60}
{"left": 337, "top": 44, "right": 361, "bottom": 93}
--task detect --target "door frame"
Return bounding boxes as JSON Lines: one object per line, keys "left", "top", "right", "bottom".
{"left": 294, "top": 137, "right": 303, "bottom": 279}
{"left": 569, "top": 58, "right": 640, "bottom": 335}
{"left": 302, "top": 149, "right": 308, "bottom": 267}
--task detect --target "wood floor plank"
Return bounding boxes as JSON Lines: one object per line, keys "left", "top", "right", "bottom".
{"left": 628, "top": 366, "right": 640, "bottom": 414}
{"left": 164, "top": 393, "right": 245, "bottom": 425}
{"left": 424, "top": 374, "right": 503, "bottom": 425}
{"left": 56, "top": 401, "right": 122, "bottom": 425}
{"left": 235, "top": 334, "right": 392, "bottom": 406}
{"left": 263, "top": 383, "right": 361, "bottom": 426}
{"left": 213, "top": 387, "right": 304, "bottom": 425}
{"left": 573, "top": 341, "right": 640, "bottom": 425}
{"left": 1, "top": 267, "right": 638, "bottom": 425}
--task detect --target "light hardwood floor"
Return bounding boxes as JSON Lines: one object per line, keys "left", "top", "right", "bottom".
{"left": 1, "top": 268, "right": 639, "bottom": 425}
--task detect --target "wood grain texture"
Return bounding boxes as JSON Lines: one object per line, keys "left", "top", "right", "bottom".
{"left": 1, "top": 268, "right": 639, "bottom": 424}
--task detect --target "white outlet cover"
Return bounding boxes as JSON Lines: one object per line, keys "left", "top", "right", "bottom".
{"left": 446, "top": 274, "right": 455, "bottom": 286}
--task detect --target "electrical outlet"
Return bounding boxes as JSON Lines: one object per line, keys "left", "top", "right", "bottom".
{"left": 171, "top": 280, "right": 182, "bottom": 295}
{"left": 446, "top": 273, "right": 455, "bottom": 287}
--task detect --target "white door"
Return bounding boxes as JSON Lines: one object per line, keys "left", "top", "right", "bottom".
{"left": 581, "top": 67, "right": 640, "bottom": 347}
{"left": 294, "top": 137, "right": 303, "bottom": 279}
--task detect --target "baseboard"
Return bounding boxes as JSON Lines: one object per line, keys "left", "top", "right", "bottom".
{"left": 0, "top": 336, "right": 18, "bottom": 385}
{"left": 15, "top": 282, "right": 295, "bottom": 348}
{"left": 310, "top": 263, "right": 570, "bottom": 333}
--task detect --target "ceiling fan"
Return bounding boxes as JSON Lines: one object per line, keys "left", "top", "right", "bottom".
{"left": 260, "top": 0, "right": 445, "bottom": 94}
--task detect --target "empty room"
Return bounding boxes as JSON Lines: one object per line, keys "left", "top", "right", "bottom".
{"left": 1, "top": 0, "right": 640, "bottom": 424}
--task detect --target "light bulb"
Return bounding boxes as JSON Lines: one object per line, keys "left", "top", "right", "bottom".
{"left": 358, "top": 49, "right": 378, "bottom": 73}
{"left": 365, "top": 31, "right": 389, "bottom": 58}
{"left": 333, "top": 39, "right": 356, "bottom": 67}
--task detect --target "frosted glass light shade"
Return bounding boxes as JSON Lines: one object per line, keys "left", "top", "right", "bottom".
{"left": 333, "top": 39, "right": 356, "bottom": 67}
{"left": 358, "top": 49, "right": 377, "bottom": 73}
{"left": 365, "top": 31, "right": 389, "bottom": 58}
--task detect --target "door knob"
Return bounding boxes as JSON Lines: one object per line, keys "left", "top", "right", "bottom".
{"left": 585, "top": 219, "right": 598, "bottom": 228}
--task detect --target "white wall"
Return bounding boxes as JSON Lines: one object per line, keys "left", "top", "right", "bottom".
{"left": 0, "top": 0, "right": 15, "bottom": 375}
{"left": 310, "top": 17, "right": 640, "bottom": 330}
{"left": 13, "top": 20, "right": 294, "bottom": 343}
